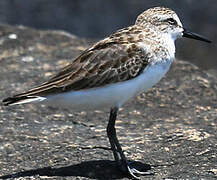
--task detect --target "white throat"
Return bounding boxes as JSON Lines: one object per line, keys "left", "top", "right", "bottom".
{"left": 162, "top": 33, "right": 176, "bottom": 59}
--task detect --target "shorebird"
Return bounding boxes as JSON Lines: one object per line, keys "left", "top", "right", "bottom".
{"left": 3, "top": 7, "right": 211, "bottom": 179}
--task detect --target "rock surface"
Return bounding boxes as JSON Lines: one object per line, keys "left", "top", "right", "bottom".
{"left": 0, "top": 25, "right": 217, "bottom": 180}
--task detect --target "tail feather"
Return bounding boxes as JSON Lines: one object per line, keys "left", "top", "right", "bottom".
{"left": 2, "top": 96, "right": 46, "bottom": 106}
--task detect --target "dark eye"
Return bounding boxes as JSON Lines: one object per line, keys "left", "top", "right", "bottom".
{"left": 166, "top": 18, "right": 177, "bottom": 25}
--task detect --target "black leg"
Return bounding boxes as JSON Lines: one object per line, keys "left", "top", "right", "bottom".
{"left": 106, "top": 108, "right": 120, "bottom": 165}
{"left": 106, "top": 107, "right": 151, "bottom": 179}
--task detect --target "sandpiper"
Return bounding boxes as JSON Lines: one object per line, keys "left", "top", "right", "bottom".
{"left": 3, "top": 7, "right": 211, "bottom": 179}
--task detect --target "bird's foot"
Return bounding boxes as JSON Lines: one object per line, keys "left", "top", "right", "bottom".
{"left": 119, "top": 160, "right": 153, "bottom": 179}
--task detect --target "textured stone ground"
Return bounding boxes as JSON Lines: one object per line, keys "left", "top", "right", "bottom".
{"left": 0, "top": 25, "right": 217, "bottom": 180}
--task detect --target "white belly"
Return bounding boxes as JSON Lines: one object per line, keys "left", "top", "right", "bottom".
{"left": 45, "top": 60, "right": 172, "bottom": 111}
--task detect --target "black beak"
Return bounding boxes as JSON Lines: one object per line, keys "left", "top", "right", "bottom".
{"left": 183, "top": 28, "right": 211, "bottom": 43}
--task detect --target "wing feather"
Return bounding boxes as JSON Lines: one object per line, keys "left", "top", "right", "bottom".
{"left": 10, "top": 27, "right": 150, "bottom": 98}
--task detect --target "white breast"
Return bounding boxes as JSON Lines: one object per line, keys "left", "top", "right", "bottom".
{"left": 44, "top": 59, "right": 173, "bottom": 111}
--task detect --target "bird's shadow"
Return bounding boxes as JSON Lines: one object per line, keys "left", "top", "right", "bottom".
{"left": 0, "top": 160, "right": 151, "bottom": 179}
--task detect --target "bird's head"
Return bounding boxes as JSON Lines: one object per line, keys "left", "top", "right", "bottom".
{"left": 136, "top": 7, "right": 211, "bottom": 43}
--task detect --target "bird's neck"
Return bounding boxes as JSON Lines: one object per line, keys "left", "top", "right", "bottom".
{"left": 143, "top": 27, "right": 176, "bottom": 59}
{"left": 159, "top": 33, "right": 176, "bottom": 59}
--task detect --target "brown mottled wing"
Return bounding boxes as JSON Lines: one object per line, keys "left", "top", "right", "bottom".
{"left": 14, "top": 40, "right": 149, "bottom": 97}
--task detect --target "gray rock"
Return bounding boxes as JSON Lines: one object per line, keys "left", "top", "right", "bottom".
{"left": 0, "top": 25, "right": 216, "bottom": 179}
